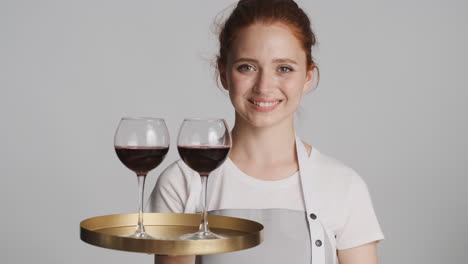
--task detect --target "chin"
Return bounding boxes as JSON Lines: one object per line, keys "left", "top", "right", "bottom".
{"left": 246, "top": 114, "right": 292, "bottom": 129}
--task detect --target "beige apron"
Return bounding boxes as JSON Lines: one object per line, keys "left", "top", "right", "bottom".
{"left": 196, "top": 137, "right": 336, "bottom": 264}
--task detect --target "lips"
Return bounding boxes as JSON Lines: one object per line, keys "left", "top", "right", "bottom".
{"left": 248, "top": 98, "right": 282, "bottom": 112}
{"left": 252, "top": 100, "right": 280, "bottom": 107}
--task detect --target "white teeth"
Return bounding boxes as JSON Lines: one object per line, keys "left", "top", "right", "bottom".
{"left": 252, "top": 101, "right": 279, "bottom": 107}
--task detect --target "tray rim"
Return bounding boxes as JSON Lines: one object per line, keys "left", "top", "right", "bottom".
{"left": 80, "top": 212, "right": 264, "bottom": 255}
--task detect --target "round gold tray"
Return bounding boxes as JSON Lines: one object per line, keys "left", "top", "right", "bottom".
{"left": 80, "top": 213, "right": 264, "bottom": 255}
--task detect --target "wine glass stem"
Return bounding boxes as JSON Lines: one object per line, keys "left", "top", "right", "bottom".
{"left": 136, "top": 174, "right": 146, "bottom": 234}
{"left": 200, "top": 175, "right": 209, "bottom": 234}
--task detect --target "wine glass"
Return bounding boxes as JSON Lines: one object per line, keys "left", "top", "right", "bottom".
{"left": 177, "top": 118, "right": 231, "bottom": 240}
{"left": 114, "top": 117, "right": 170, "bottom": 239}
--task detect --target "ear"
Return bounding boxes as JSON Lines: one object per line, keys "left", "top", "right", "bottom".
{"left": 302, "top": 64, "right": 316, "bottom": 94}
{"left": 218, "top": 63, "right": 229, "bottom": 90}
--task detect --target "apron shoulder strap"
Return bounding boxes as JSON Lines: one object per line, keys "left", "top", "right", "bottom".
{"left": 295, "top": 136, "right": 328, "bottom": 264}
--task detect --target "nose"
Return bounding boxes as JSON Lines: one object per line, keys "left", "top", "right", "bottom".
{"left": 253, "top": 69, "right": 274, "bottom": 94}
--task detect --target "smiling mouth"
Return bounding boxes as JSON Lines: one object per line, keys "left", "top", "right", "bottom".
{"left": 248, "top": 99, "right": 282, "bottom": 108}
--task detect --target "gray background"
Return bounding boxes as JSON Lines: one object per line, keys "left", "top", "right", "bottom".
{"left": 1, "top": 0, "right": 467, "bottom": 263}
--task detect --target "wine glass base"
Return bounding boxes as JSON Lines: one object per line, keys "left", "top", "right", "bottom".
{"left": 128, "top": 231, "right": 155, "bottom": 239}
{"left": 179, "top": 230, "right": 225, "bottom": 240}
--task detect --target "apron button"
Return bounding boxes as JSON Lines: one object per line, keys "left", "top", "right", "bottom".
{"left": 315, "top": 240, "right": 322, "bottom": 247}
{"left": 309, "top": 213, "right": 317, "bottom": 220}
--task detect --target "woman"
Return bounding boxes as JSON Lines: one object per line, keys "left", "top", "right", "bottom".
{"left": 149, "top": 0, "right": 384, "bottom": 263}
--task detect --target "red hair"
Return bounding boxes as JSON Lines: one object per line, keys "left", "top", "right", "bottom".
{"left": 216, "top": 0, "right": 317, "bottom": 70}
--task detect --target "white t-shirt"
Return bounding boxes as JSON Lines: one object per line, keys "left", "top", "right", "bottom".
{"left": 148, "top": 147, "right": 384, "bottom": 250}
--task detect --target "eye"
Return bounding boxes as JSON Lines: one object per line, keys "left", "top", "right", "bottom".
{"left": 278, "top": 66, "right": 293, "bottom": 73}
{"left": 237, "top": 64, "right": 255, "bottom": 72}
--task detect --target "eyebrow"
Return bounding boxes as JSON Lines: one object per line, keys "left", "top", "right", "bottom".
{"left": 272, "top": 58, "right": 298, "bottom": 65}
{"left": 232, "top": 58, "right": 258, "bottom": 64}
{"left": 232, "top": 58, "right": 299, "bottom": 65}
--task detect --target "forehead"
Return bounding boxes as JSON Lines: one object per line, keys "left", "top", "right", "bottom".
{"left": 228, "top": 22, "right": 306, "bottom": 64}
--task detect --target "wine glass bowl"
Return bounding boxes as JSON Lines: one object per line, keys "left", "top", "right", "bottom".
{"left": 177, "top": 118, "right": 231, "bottom": 240}
{"left": 115, "top": 146, "right": 169, "bottom": 175}
{"left": 114, "top": 117, "right": 169, "bottom": 239}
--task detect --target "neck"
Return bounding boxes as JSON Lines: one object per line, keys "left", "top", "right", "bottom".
{"left": 229, "top": 114, "right": 297, "bottom": 164}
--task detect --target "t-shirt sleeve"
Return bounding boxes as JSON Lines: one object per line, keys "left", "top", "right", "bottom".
{"left": 147, "top": 162, "right": 190, "bottom": 213}
{"left": 335, "top": 172, "right": 385, "bottom": 250}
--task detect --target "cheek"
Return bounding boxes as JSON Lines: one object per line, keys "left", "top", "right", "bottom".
{"left": 279, "top": 75, "right": 307, "bottom": 97}
{"left": 228, "top": 73, "right": 253, "bottom": 94}
{"left": 227, "top": 77, "right": 244, "bottom": 103}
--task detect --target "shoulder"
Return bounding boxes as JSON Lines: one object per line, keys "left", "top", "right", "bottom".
{"left": 305, "top": 148, "right": 380, "bottom": 236}
{"left": 308, "top": 148, "right": 367, "bottom": 211}
{"left": 310, "top": 148, "right": 363, "bottom": 185}
{"left": 309, "top": 152, "right": 385, "bottom": 249}
{"left": 157, "top": 159, "right": 197, "bottom": 185}
{"left": 148, "top": 160, "right": 201, "bottom": 213}
{"left": 154, "top": 159, "right": 201, "bottom": 199}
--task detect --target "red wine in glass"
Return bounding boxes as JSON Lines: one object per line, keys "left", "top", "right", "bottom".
{"left": 177, "top": 146, "right": 230, "bottom": 176}
{"left": 115, "top": 146, "right": 169, "bottom": 175}
{"left": 114, "top": 117, "right": 170, "bottom": 239}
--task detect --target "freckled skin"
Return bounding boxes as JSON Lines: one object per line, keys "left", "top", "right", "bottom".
{"left": 220, "top": 22, "right": 314, "bottom": 129}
